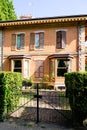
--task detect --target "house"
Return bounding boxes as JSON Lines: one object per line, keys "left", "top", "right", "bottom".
{"left": 0, "top": 14, "right": 87, "bottom": 90}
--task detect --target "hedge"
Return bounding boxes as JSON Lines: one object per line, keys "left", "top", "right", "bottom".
{"left": 65, "top": 72, "right": 87, "bottom": 125}
{"left": 0, "top": 72, "right": 22, "bottom": 120}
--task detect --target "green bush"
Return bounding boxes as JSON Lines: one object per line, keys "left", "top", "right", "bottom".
{"left": 22, "top": 77, "right": 33, "bottom": 87}
{"left": 65, "top": 72, "right": 87, "bottom": 125}
{"left": 0, "top": 72, "right": 22, "bottom": 120}
{"left": 32, "top": 83, "right": 54, "bottom": 90}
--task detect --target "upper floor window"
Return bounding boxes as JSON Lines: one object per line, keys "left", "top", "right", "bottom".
{"left": 11, "top": 33, "right": 25, "bottom": 50}
{"left": 30, "top": 32, "right": 44, "bottom": 50}
{"left": 56, "top": 31, "right": 66, "bottom": 49}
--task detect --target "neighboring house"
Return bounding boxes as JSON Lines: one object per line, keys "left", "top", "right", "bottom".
{"left": 0, "top": 14, "right": 87, "bottom": 90}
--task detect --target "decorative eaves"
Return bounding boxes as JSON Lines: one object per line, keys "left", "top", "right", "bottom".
{"left": 0, "top": 15, "right": 87, "bottom": 27}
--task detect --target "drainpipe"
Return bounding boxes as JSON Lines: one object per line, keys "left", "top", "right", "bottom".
{"left": 1, "top": 28, "right": 4, "bottom": 71}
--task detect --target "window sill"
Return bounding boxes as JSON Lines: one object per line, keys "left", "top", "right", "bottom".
{"left": 56, "top": 48, "right": 65, "bottom": 50}
{"left": 34, "top": 48, "right": 44, "bottom": 51}
{"left": 11, "top": 49, "right": 25, "bottom": 52}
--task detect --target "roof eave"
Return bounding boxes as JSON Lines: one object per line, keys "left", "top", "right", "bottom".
{"left": 0, "top": 14, "right": 87, "bottom": 27}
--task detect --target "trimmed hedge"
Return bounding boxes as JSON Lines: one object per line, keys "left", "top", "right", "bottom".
{"left": 65, "top": 72, "right": 87, "bottom": 125}
{"left": 0, "top": 72, "right": 22, "bottom": 120}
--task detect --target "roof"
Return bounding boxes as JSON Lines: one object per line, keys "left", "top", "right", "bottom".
{"left": 0, "top": 14, "right": 87, "bottom": 27}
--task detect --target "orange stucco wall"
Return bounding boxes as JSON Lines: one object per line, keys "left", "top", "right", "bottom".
{"left": 4, "top": 26, "right": 77, "bottom": 54}
{"left": 3, "top": 24, "right": 78, "bottom": 83}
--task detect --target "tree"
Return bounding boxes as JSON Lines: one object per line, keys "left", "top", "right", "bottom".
{"left": 0, "top": 0, "right": 17, "bottom": 20}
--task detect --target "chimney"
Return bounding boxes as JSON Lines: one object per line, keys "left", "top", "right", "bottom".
{"left": 20, "top": 14, "right": 32, "bottom": 19}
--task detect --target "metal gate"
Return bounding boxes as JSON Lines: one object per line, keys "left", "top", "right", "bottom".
{"left": 7, "top": 84, "right": 72, "bottom": 126}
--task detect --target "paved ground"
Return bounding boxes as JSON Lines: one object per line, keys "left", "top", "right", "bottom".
{"left": 0, "top": 121, "right": 74, "bottom": 130}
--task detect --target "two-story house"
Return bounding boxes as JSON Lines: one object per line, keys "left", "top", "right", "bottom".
{"left": 0, "top": 14, "right": 87, "bottom": 90}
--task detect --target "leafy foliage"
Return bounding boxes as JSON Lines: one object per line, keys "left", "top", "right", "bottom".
{"left": 65, "top": 72, "right": 87, "bottom": 125}
{"left": 0, "top": 0, "right": 17, "bottom": 20}
{"left": 22, "top": 77, "right": 33, "bottom": 87}
{"left": 39, "top": 74, "right": 54, "bottom": 89}
{"left": 0, "top": 72, "right": 22, "bottom": 120}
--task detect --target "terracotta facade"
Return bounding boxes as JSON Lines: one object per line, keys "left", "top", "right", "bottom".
{"left": 0, "top": 15, "right": 87, "bottom": 90}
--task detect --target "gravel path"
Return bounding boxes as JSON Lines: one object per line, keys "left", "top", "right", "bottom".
{"left": 0, "top": 121, "right": 74, "bottom": 130}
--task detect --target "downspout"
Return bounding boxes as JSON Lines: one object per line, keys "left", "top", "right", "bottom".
{"left": 1, "top": 28, "right": 4, "bottom": 71}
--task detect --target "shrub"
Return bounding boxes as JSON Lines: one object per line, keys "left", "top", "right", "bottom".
{"left": 39, "top": 74, "right": 54, "bottom": 89}
{"left": 0, "top": 72, "right": 22, "bottom": 120}
{"left": 32, "top": 83, "right": 54, "bottom": 90}
{"left": 65, "top": 72, "right": 87, "bottom": 126}
{"left": 22, "top": 78, "right": 33, "bottom": 87}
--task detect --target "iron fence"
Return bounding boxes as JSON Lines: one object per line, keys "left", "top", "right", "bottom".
{"left": 5, "top": 84, "right": 72, "bottom": 126}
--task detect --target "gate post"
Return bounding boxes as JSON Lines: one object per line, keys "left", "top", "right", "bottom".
{"left": 36, "top": 83, "right": 39, "bottom": 123}
{"left": 34, "top": 83, "right": 42, "bottom": 123}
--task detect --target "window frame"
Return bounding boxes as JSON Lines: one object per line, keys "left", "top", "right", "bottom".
{"left": 30, "top": 31, "right": 44, "bottom": 50}
{"left": 11, "top": 32, "right": 25, "bottom": 51}
{"left": 57, "top": 58, "right": 69, "bottom": 77}
{"left": 11, "top": 58, "right": 30, "bottom": 78}
{"left": 12, "top": 59, "right": 22, "bottom": 73}
{"left": 56, "top": 30, "right": 67, "bottom": 49}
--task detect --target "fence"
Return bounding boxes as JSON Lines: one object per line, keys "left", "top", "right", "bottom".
{"left": 6, "top": 84, "right": 72, "bottom": 126}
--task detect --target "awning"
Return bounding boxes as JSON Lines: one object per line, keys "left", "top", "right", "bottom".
{"left": 49, "top": 54, "right": 73, "bottom": 59}
{"left": 8, "top": 54, "right": 31, "bottom": 59}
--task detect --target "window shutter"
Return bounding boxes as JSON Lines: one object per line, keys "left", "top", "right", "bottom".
{"left": 39, "top": 32, "right": 44, "bottom": 48}
{"left": 56, "top": 31, "right": 66, "bottom": 49}
{"left": 34, "top": 60, "right": 44, "bottom": 78}
{"left": 20, "top": 34, "right": 25, "bottom": 49}
{"left": 61, "top": 31, "right": 66, "bottom": 48}
{"left": 56, "top": 31, "right": 62, "bottom": 49}
{"left": 30, "top": 33, "right": 35, "bottom": 50}
{"left": 12, "top": 34, "right": 16, "bottom": 50}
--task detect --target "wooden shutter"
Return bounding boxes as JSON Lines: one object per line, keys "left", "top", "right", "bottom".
{"left": 30, "top": 33, "right": 35, "bottom": 50}
{"left": 61, "top": 31, "right": 66, "bottom": 48}
{"left": 11, "top": 34, "right": 16, "bottom": 50}
{"left": 56, "top": 31, "right": 62, "bottom": 49}
{"left": 20, "top": 34, "right": 25, "bottom": 49}
{"left": 56, "top": 31, "right": 66, "bottom": 49}
{"left": 35, "top": 60, "right": 44, "bottom": 78}
{"left": 39, "top": 32, "right": 44, "bottom": 48}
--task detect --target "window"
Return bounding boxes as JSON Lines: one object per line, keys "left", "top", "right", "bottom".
{"left": 12, "top": 33, "right": 25, "bottom": 50}
{"left": 24, "top": 60, "right": 29, "bottom": 78}
{"left": 10, "top": 57, "right": 30, "bottom": 78}
{"left": 13, "top": 60, "right": 22, "bottom": 72}
{"left": 57, "top": 59, "right": 68, "bottom": 76}
{"left": 56, "top": 31, "right": 66, "bottom": 49}
{"left": 30, "top": 32, "right": 44, "bottom": 50}
{"left": 50, "top": 60, "right": 54, "bottom": 78}
{"left": 35, "top": 60, "right": 44, "bottom": 78}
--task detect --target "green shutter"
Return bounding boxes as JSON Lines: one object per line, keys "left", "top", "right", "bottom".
{"left": 11, "top": 34, "right": 16, "bottom": 50}
{"left": 30, "top": 33, "right": 35, "bottom": 50}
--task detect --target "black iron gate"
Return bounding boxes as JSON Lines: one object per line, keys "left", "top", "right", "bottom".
{"left": 7, "top": 83, "right": 72, "bottom": 125}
